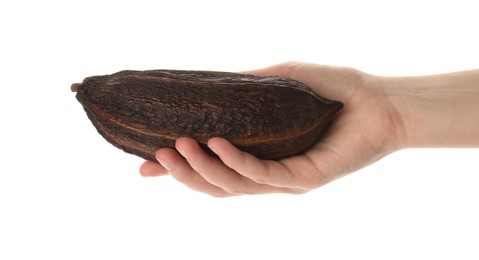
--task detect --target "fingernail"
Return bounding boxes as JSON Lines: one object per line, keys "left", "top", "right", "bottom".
{"left": 156, "top": 158, "right": 172, "bottom": 171}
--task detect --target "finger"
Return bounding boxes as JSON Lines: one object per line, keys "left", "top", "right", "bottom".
{"left": 139, "top": 160, "right": 169, "bottom": 177}
{"left": 155, "top": 148, "right": 231, "bottom": 197}
{"left": 207, "top": 137, "right": 315, "bottom": 190}
{"left": 176, "top": 137, "right": 301, "bottom": 195}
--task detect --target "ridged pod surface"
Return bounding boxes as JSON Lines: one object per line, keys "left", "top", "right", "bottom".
{"left": 73, "top": 70, "right": 343, "bottom": 161}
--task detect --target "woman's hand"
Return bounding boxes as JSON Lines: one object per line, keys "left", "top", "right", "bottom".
{"left": 139, "top": 62, "right": 407, "bottom": 196}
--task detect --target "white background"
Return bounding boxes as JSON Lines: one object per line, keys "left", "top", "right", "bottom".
{"left": 1, "top": 0, "right": 478, "bottom": 259}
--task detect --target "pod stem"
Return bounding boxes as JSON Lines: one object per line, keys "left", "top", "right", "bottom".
{"left": 71, "top": 83, "right": 81, "bottom": 92}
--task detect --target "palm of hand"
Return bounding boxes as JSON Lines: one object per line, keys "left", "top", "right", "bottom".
{"left": 140, "top": 62, "right": 404, "bottom": 196}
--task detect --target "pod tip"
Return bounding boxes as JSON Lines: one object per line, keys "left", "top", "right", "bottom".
{"left": 71, "top": 83, "right": 81, "bottom": 92}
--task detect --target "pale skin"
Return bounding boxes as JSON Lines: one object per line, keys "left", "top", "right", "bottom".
{"left": 139, "top": 62, "right": 479, "bottom": 197}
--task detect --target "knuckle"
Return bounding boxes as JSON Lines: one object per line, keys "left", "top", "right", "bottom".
{"left": 170, "top": 170, "right": 193, "bottom": 183}
{"left": 222, "top": 183, "right": 255, "bottom": 195}
{"left": 222, "top": 183, "right": 247, "bottom": 195}
{"left": 281, "top": 61, "right": 302, "bottom": 70}
{"left": 250, "top": 170, "right": 271, "bottom": 184}
{"left": 223, "top": 189, "right": 243, "bottom": 195}
{"left": 209, "top": 192, "right": 231, "bottom": 198}
{"left": 224, "top": 189, "right": 257, "bottom": 196}
{"left": 287, "top": 188, "right": 308, "bottom": 195}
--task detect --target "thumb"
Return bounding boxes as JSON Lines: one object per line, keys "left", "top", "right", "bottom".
{"left": 242, "top": 61, "right": 359, "bottom": 102}
{"left": 241, "top": 61, "right": 302, "bottom": 78}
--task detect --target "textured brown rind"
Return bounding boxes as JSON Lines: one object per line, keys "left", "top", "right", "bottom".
{"left": 74, "top": 70, "right": 343, "bottom": 161}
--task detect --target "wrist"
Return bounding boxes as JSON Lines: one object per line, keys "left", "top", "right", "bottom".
{"left": 381, "top": 71, "right": 479, "bottom": 148}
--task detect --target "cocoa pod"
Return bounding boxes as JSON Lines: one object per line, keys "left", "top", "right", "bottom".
{"left": 72, "top": 70, "right": 343, "bottom": 161}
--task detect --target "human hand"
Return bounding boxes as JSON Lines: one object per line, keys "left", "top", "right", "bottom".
{"left": 139, "top": 62, "right": 407, "bottom": 196}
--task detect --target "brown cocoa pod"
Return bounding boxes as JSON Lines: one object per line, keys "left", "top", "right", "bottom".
{"left": 72, "top": 70, "right": 343, "bottom": 161}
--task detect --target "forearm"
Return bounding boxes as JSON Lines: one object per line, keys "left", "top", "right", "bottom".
{"left": 384, "top": 70, "right": 479, "bottom": 148}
